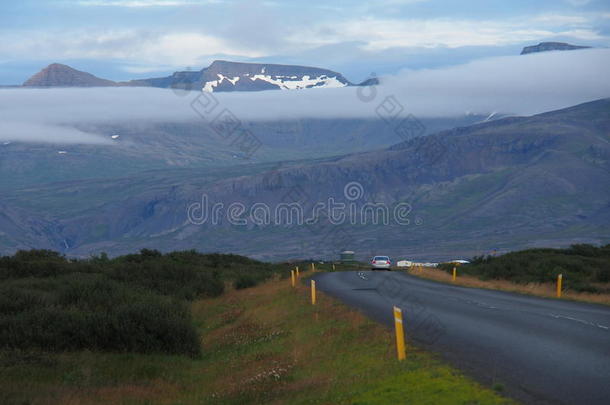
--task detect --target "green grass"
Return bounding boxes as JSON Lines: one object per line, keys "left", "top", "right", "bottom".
{"left": 353, "top": 368, "right": 507, "bottom": 405}
{"left": 0, "top": 271, "right": 514, "bottom": 405}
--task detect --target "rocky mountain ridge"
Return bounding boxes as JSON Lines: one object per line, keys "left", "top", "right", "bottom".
{"left": 22, "top": 60, "right": 377, "bottom": 91}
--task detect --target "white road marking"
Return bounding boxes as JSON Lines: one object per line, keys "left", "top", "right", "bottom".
{"left": 549, "top": 313, "right": 609, "bottom": 330}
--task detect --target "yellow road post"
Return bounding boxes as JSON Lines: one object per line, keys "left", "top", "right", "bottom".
{"left": 291, "top": 270, "right": 295, "bottom": 288}
{"left": 557, "top": 274, "right": 563, "bottom": 298}
{"left": 311, "top": 280, "right": 316, "bottom": 305}
{"left": 452, "top": 267, "right": 457, "bottom": 281}
{"left": 393, "top": 306, "right": 406, "bottom": 360}
{"left": 295, "top": 266, "right": 299, "bottom": 277}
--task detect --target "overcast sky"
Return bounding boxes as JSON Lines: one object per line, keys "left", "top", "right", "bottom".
{"left": 1, "top": 0, "right": 609, "bottom": 83}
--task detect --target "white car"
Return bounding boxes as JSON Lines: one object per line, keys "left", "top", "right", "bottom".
{"left": 371, "top": 256, "right": 392, "bottom": 270}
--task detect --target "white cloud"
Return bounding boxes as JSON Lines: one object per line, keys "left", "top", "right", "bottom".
{"left": 0, "top": 6, "right": 605, "bottom": 71}
{"left": 377, "top": 0, "right": 430, "bottom": 4}
{"left": 141, "top": 32, "right": 265, "bottom": 64}
{"left": 0, "top": 122, "right": 113, "bottom": 145}
{"left": 77, "top": 0, "right": 221, "bottom": 7}
{"left": 295, "top": 15, "right": 603, "bottom": 50}
{"left": 119, "top": 64, "right": 177, "bottom": 74}
{"left": 553, "top": 29, "right": 603, "bottom": 40}
{"left": 531, "top": 14, "right": 589, "bottom": 25}
{"left": 0, "top": 49, "right": 608, "bottom": 145}
{"left": 564, "top": 0, "right": 591, "bottom": 6}
{"left": 0, "top": 30, "right": 264, "bottom": 67}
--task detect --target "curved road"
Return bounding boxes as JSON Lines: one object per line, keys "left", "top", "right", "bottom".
{"left": 311, "top": 271, "right": 610, "bottom": 405}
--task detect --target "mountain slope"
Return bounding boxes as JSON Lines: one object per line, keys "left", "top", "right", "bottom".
{"left": 0, "top": 200, "right": 61, "bottom": 251}
{"left": 0, "top": 116, "right": 485, "bottom": 189}
{"left": 23, "top": 64, "right": 117, "bottom": 87}
{"left": 3, "top": 99, "right": 608, "bottom": 259}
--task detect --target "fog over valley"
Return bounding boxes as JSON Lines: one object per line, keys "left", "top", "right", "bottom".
{"left": 1, "top": 49, "right": 609, "bottom": 145}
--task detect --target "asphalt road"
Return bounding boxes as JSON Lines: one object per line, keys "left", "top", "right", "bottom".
{"left": 311, "top": 271, "right": 610, "bottom": 405}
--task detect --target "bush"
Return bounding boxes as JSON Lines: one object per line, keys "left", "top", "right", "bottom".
{"left": 0, "top": 250, "right": 72, "bottom": 280}
{"left": 106, "top": 261, "right": 224, "bottom": 300}
{"left": 233, "top": 275, "right": 258, "bottom": 290}
{"left": 0, "top": 248, "right": 288, "bottom": 356}
{"left": 454, "top": 244, "right": 610, "bottom": 292}
{"left": 0, "top": 275, "right": 201, "bottom": 356}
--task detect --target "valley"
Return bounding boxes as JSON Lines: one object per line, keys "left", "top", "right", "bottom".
{"left": 1, "top": 98, "right": 608, "bottom": 260}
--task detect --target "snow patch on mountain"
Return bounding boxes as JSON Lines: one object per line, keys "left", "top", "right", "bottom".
{"left": 202, "top": 73, "right": 347, "bottom": 92}
{"left": 203, "top": 74, "right": 241, "bottom": 92}
{"left": 250, "top": 74, "right": 346, "bottom": 90}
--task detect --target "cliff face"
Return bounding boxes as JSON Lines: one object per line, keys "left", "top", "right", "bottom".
{"left": 520, "top": 42, "right": 591, "bottom": 55}
{"left": 23, "top": 64, "right": 117, "bottom": 87}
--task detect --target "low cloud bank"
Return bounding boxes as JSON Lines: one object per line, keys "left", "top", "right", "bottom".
{"left": 0, "top": 122, "right": 113, "bottom": 145}
{"left": 1, "top": 49, "right": 608, "bottom": 144}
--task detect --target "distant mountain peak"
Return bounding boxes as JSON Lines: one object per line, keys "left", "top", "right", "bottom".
{"left": 200, "top": 60, "right": 353, "bottom": 92}
{"left": 23, "top": 63, "right": 117, "bottom": 87}
{"left": 520, "top": 42, "right": 591, "bottom": 55}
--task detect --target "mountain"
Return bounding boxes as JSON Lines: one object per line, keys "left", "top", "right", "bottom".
{"left": 0, "top": 115, "right": 486, "bottom": 189}
{"left": 22, "top": 61, "right": 376, "bottom": 91}
{"left": 129, "top": 60, "right": 375, "bottom": 92}
{"left": 520, "top": 42, "right": 591, "bottom": 55}
{"left": 22, "top": 63, "right": 117, "bottom": 87}
{"left": 201, "top": 60, "right": 350, "bottom": 92}
{"left": 1, "top": 99, "right": 608, "bottom": 260}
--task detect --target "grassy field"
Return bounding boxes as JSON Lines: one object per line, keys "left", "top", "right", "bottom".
{"left": 1, "top": 269, "right": 514, "bottom": 405}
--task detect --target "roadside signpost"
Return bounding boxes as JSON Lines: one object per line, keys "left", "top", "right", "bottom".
{"left": 393, "top": 306, "right": 406, "bottom": 360}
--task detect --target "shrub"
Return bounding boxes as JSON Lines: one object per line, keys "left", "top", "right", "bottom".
{"left": 106, "top": 261, "right": 224, "bottom": 300}
{"left": 0, "top": 275, "right": 200, "bottom": 356}
{"left": 456, "top": 245, "right": 610, "bottom": 292}
{"left": 233, "top": 275, "right": 258, "bottom": 290}
{"left": 0, "top": 248, "right": 287, "bottom": 356}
